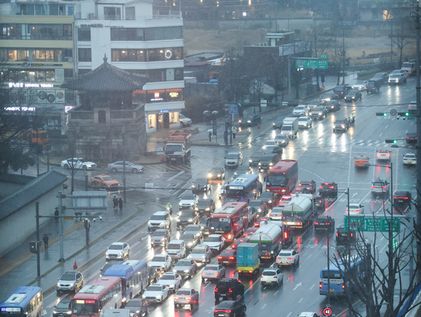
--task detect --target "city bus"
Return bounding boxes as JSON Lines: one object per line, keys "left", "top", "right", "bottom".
{"left": 71, "top": 277, "right": 123, "bottom": 317}
{"left": 102, "top": 260, "right": 150, "bottom": 300}
{"left": 207, "top": 201, "right": 249, "bottom": 243}
{"left": 0, "top": 286, "right": 43, "bottom": 317}
{"left": 223, "top": 173, "right": 261, "bottom": 202}
{"left": 319, "top": 256, "right": 365, "bottom": 296}
{"left": 247, "top": 222, "right": 284, "bottom": 261}
{"left": 265, "top": 160, "right": 298, "bottom": 195}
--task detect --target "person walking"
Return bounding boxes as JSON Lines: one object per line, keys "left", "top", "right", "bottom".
{"left": 118, "top": 197, "right": 123, "bottom": 214}
{"left": 208, "top": 129, "right": 212, "bottom": 142}
{"left": 42, "top": 234, "right": 49, "bottom": 250}
{"left": 112, "top": 195, "right": 118, "bottom": 213}
{"left": 232, "top": 126, "right": 237, "bottom": 139}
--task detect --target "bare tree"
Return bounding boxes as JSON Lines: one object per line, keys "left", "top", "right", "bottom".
{"left": 390, "top": 17, "right": 415, "bottom": 67}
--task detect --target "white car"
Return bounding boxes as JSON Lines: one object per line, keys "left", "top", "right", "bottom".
{"left": 142, "top": 283, "right": 169, "bottom": 303}
{"left": 261, "top": 266, "right": 283, "bottom": 287}
{"left": 60, "top": 157, "right": 97, "bottom": 170}
{"left": 224, "top": 151, "right": 243, "bottom": 168}
{"left": 351, "top": 83, "right": 367, "bottom": 91}
{"left": 376, "top": 150, "right": 391, "bottom": 162}
{"left": 178, "top": 192, "right": 198, "bottom": 210}
{"left": 345, "top": 203, "right": 364, "bottom": 215}
{"left": 149, "top": 253, "right": 173, "bottom": 271}
{"left": 105, "top": 242, "right": 130, "bottom": 260}
{"left": 201, "top": 264, "right": 226, "bottom": 282}
{"left": 107, "top": 161, "right": 144, "bottom": 173}
{"left": 297, "top": 116, "right": 312, "bottom": 129}
{"left": 187, "top": 244, "right": 212, "bottom": 264}
{"left": 276, "top": 249, "right": 299, "bottom": 267}
{"left": 202, "top": 234, "right": 224, "bottom": 252}
{"left": 273, "top": 134, "right": 289, "bottom": 147}
{"left": 156, "top": 272, "right": 182, "bottom": 293}
{"left": 262, "top": 140, "right": 282, "bottom": 153}
{"left": 403, "top": 153, "right": 416, "bottom": 166}
{"left": 148, "top": 211, "right": 170, "bottom": 232}
{"left": 292, "top": 104, "right": 309, "bottom": 116}
{"left": 179, "top": 114, "right": 192, "bottom": 127}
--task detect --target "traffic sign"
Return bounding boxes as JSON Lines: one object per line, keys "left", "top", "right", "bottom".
{"left": 390, "top": 109, "right": 397, "bottom": 116}
{"left": 320, "top": 54, "right": 329, "bottom": 60}
{"left": 323, "top": 306, "right": 333, "bottom": 317}
{"left": 344, "top": 215, "right": 401, "bottom": 233}
{"left": 295, "top": 58, "right": 328, "bottom": 70}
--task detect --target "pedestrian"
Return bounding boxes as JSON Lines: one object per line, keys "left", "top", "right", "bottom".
{"left": 112, "top": 195, "right": 118, "bottom": 213}
{"left": 166, "top": 202, "right": 173, "bottom": 215}
{"left": 208, "top": 129, "right": 212, "bottom": 142}
{"left": 232, "top": 126, "right": 237, "bottom": 139}
{"left": 42, "top": 234, "right": 49, "bottom": 250}
{"left": 223, "top": 130, "right": 228, "bottom": 146}
{"left": 73, "top": 259, "right": 78, "bottom": 270}
{"left": 118, "top": 197, "right": 123, "bottom": 213}
{"left": 54, "top": 207, "right": 59, "bottom": 222}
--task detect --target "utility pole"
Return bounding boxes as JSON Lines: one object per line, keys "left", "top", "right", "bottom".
{"left": 58, "top": 192, "right": 65, "bottom": 262}
{"left": 35, "top": 202, "right": 41, "bottom": 284}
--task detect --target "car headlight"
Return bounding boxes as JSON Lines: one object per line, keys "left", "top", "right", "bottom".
{"left": 217, "top": 174, "right": 221, "bottom": 177}
{"left": 247, "top": 120, "right": 251, "bottom": 123}
{"left": 249, "top": 159, "right": 252, "bottom": 163}
{"left": 208, "top": 173, "right": 213, "bottom": 178}
{"left": 56, "top": 282, "right": 60, "bottom": 287}
{"left": 188, "top": 218, "right": 193, "bottom": 222}
{"left": 205, "top": 207, "right": 210, "bottom": 211}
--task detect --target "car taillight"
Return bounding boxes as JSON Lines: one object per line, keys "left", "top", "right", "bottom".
{"left": 329, "top": 186, "right": 334, "bottom": 189}
{"left": 228, "top": 287, "right": 233, "bottom": 293}
{"left": 314, "top": 221, "right": 319, "bottom": 225}
{"left": 319, "top": 282, "right": 323, "bottom": 289}
{"left": 227, "top": 233, "right": 233, "bottom": 240}
{"left": 350, "top": 232, "right": 354, "bottom": 237}
{"left": 342, "top": 283, "right": 345, "bottom": 289}
{"left": 336, "top": 232, "right": 339, "bottom": 237}
{"left": 214, "top": 287, "right": 218, "bottom": 293}
{"left": 216, "top": 309, "right": 232, "bottom": 313}
{"left": 217, "top": 256, "right": 222, "bottom": 260}
{"left": 228, "top": 256, "right": 235, "bottom": 260}
{"left": 283, "top": 231, "right": 289, "bottom": 240}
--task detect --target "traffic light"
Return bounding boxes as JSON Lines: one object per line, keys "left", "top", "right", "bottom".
{"left": 376, "top": 112, "right": 388, "bottom": 117}
{"left": 385, "top": 139, "right": 397, "bottom": 144}
{"left": 29, "top": 241, "right": 40, "bottom": 254}
{"left": 397, "top": 111, "right": 410, "bottom": 119}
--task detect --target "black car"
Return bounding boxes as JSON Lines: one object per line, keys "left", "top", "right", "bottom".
{"left": 366, "top": 80, "right": 380, "bottom": 94}
{"left": 191, "top": 178, "right": 210, "bottom": 195}
{"left": 296, "top": 180, "right": 316, "bottom": 194}
{"left": 214, "top": 278, "right": 245, "bottom": 304}
{"left": 325, "top": 100, "right": 341, "bottom": 112}
{"left": 258, "top": 153, "right": 280, "bottom": 172}
{"left": 177, "top": 209, "right": 199, "bottom": 229}
{"left": 314, "top": 216, "right": 335, "bottom": 232}
{"left": 213, "top": 300, "right": 246, "bottom": 317}
{"left": 195, "top": 197, "right": 215, "bottom": 215}
{"left": 336, "top": 226, "right": 357, "bottom": 245}
{"left": 344, "top": 90, "right": 362, "bottom": 102}
{"left": 248, "top": 199, "right": 268, "bottom": 215}
{"left": 405, "top": 132, "right": 417, "bottom": 145}
{"left": 309, "top": 106, "right": 327, "bottom": 120}
{"left": 52, "top": 294, "right": 73, "bottom": 317}
{"left": 207, "top": 167, "right": 225, "bottom": 183}
{"left": 319, "top": 182, "right": 338, "bottom": 198}
{"left": 259, "top": 191, "right": 274, "bottom": 208}
{"left": 333, "top": 120, "right": 349, "bottom": 133}
{"left": 125, "top": 298, "right": 148, "bottom": 317}
{"left": 239, "top": 113, "right": 261, "bottom": 128}
{"left": 333, "top": 84, "right": 351, "bottom": 99}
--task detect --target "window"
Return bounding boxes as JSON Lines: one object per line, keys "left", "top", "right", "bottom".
{"left": 110, "top": 28, "right": 143, "bottom": 41}
{"left": 104, "top": 7, "right": 121, "bottom": 20}
{"left": 78, "top": 48, "right": 91, "bottom": 62}
{"left": 125, "top": 7, "right": 135, "bottom": 20}
{"left": 144, "top": 27, "right": 183, "bottom": 41}
{"left": 111, "top": 49, "right": 145, "bottom": 62}
{"left": 78, "top": 27, "right": 91, "bottom": 41}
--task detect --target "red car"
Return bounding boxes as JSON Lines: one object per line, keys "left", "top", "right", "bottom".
{"left": 217, "top": 248, "right": 237, "bottom": 266}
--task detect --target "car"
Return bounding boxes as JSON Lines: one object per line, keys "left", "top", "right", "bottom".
{"left": 405, "top": 132, "right": 417, "bottom": 145}
{"left": 376, "top": 149, "right": 392, "bottom": 162}
{"left": 275, "top": 249, "right": 299, "bottom": 267}
{"left": 187, "top": 244, "right": 212, "bottom": 264}
{"left": 149, "top": 228, "right": 170, "bottom": 248}
{"left": 371, "top": 71, "right": 388, "bottom": 84}
{"left": 148, "top": 253, "right": 172, "bottom": 272}
{"left": 203, "top": 234, "right": 225, "bottom": 253}
{"left": 248, "top": 152, "right": 275, "bottom": 167}
{"left": 89, "top": 174, "right": 120, "bottom": 190}
{"left": 167, "top": 239, "right": 187, "bottom": 260}
{"left": 403, "top": 152, "right": 416, "bottom": 166}
{"left": 202, "top": 263, "right": 226, "bottom": 283}
{"left": 56, "top": 271, "right": 84, "bottom": 295}
{"left": 259, "top": 191, "right": 274, "bottom": 208}
{"left": 262, "top": 140, "right": 283, "bottom": 154}
{"left": 272, "top": 118, "right": 283, "bottom": 130}
{"left": 309, "top": 106, "right": 327, "bottom": 120}
{"left": 346, "top": 202, "right": 364, "bottom": 215}
{"left": 199, "top": 216, "right": 211, "bottom": 237}
{"left": 319, "top": 182, "right": 338, "bottom": 198}
{"left": 239, "top": 113, "right": 261, "bottom": 128}
{"left": 296, "top": 180, "right": 316, "bottom": 194}
{"left": 207, "top": 167, "right": 225, "bottom": 184}
{"left": 105, "top": 242, "right": 130, "bottom": 261}
{"left": 213, "top": 299, "right": 246, "bottom": 317}
{"left": 333, "top": 84, "right": 351, "bottom": 98}
{"left": 243, "top": 227, "right": 258, "bottom": 238}
{"left": 292, "top": 104, "right": 309, "bottom": 116}
{"left": 156, "top": 272, "right": 182, "bottom": 293}
{"left": 230, "top": 237, "right": 246, "bottom": 250}
{"left": 195, "top": 197, "right": 215, "bottom": 215}
{"left": 248, "top": 199, "right": 268, "bottom": 216}
{"left": 276, "top": 194, "right": 292, "bottom": 207}
{"left": 142, "top": 283, "right": 169, "bottom": 303}
{"left": 214, "top": 278, "right": 245, "bottom": 304}
{"left": 184, "top": 224, "right": 203, "bottom": 240}
{"left": 351, "top": 83, "right": 367, "bottom": 91}
{"left": 125, "top": 298, "right": 148, "bottom": 317}
{"left": 313, "top": 216, "right": 335, "bottom": 232}
{"left": 333, "top": 120, "right": 349, "bottom": 133}
{"left": 107, "top": 161, "right": 144, "bottom": 173}
{"left": 297, "top": 116, "right": 312, "bottom": 129}
{"left": 60, "top": 157, "right": 96, "bottom": 170}
{"left": 261, "top": 265, "right": 283, "bottom": 287}
{"left": 366, "top": 80, "right": 380, "bottom": 94}
{"left": 408, "top": 101, "right": 416, "bottom": 115}
{"left": 191, "top": 178, "right": 210, "bottom": 195}
{"left": 336, "top": 226, "right": 357, "bottom": 245}
{"left": 273, "top": 134, "right": 289, "bottom": 147}
{"left": 178, "top": 192, "right": 198, "bottom": 210}
{"left": 388, "top": 71, "right": 407, "bottom": 84}
{"left": 179, "top": 113, "right": 192, "bottom": 127}
{"left": 174, "top": 288, "right": 199, "bottom": 311}
{"left": 177, "top": 208, "right": 199, "bottom": 229}
{"left": 180, "top": 231, "right": 200, "bottom": 250}
{"left": 224, "top": 151, "right": 243, "bottom": 168}
{"left": 325, "top": 100, "right": 341, "bottom": 112}
{"left": 393, "top": 190, "right": 412, "bottom": 212}
{"left": 217, "top": 247, "right": 237, "bottom": 266}
{"left": 371, "top": 178, "right": 390, "bottom": 198}
{"left": 354, "top": 155, "right": 370, "bottom": 168}
{"left": 173, "top": 258, "right": 197, "bottom": 279}
{"left": 52, "top": 294, "right": 73, "bottom": 317}
{"left": 148, "top": 211, "right": 170, "bottom": 232}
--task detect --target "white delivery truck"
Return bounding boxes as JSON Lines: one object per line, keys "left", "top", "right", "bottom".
{"left": 280, "top": 117, "right": 298, "bottom": 139}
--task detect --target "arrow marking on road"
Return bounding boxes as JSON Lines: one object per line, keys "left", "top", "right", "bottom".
{"left": 293, "top": 282, "right": 302, "bottom": 291}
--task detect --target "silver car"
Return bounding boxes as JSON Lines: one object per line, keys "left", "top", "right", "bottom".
{"left": 108, "top": 161, "right": 144, "bottom": 173}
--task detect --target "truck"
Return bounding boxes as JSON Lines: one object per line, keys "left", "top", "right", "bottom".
{"left": 236, "top": 242, "right": 260, "bottom": 278}
{"left": 281, "top": 194, "right": 314, "bottom": 230}
{"left": 247, "top": 223, "right": 291, "bottom": 260}
{"left": 163, "top": 131, "right": 191, "bottom": 163}
{"left": 280, "top": 117, "right": 298, "bottom": 139}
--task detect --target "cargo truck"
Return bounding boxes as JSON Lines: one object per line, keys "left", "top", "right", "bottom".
{"left": 236, "top": 242, "right": 260, "bottom": 278}
{"left": 163, "top": 131, "right": 191, "bottom": 164}
{"left": 281, "top": 194, "right": 314, "bottom": 230}
{"left": 280, "top": 117, "right": 298, "bottom": 139}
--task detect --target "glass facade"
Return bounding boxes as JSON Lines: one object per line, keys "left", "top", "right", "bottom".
{"left": 131, "top": 68, "right": 183, "bottom": 81}
{"left": 111, "top": 47, "right": 183, "bottom": 62}
{"left": 19, "top": 3, "right": 74, "bottom": 16}
{"left": 0, "top": 48, "right": 72, "bottom": 62}
{"left": 0, "top": 23, "right": 73, "bottom": 40}
{"left": 110, "top": 26, "right": 182, "bottom": 41}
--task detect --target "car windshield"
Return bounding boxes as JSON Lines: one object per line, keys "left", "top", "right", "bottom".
{"left": 262, "top": 271, "right": 276, "bottom": 276}
{"left": 168, "top": 243, "right": 181, "bottom": 249}
{"left": 160, "top": 275, "right": 175, "bottom": 280}
{"left": 206, "top": 236, "right": 221, "bottom": 242}
{"left": 197, "top": 200, "right": 209, "bottom": 207}
{"left": 165, "top": 144, "right": 182, "bottom": 152}
{"left": 101, "top": 176, "right": 113, "bottom": 181}
{"left": 182, "top": 233, "right": 195, "bottom": 240}
{"left": 226, "top": 153, "right": 239, "bottom": 159}
{"left": 150, "top": 214, "right": 166, "bottom": 221}
{"left": 207, "top": 218, "right": 231, "bottom": 232}
{"left": 281, "top": 126, "right": 292, "bottom": 131}
{"left": 152, "top": 256, "right": 166, "bottom": 262}
{"left": 205, "top": 266, "right": 219, "bottom": 271}
{"left": 60, "top": 272, "right": 76, "bottom": 280}
{"left": 56, "top": 297, "right": 71, "bottom": 309}
{"left": 147, "top": 285, "right": 162, "bottom": 292}
{"left": 181, "top": 194, "right": 195, "bottom": 200}
{"left": 109, "top": 244, "right": 123, "bottom": 250}
{"left": 279, "top": 251, "right": 292, "bottom": 256}
{"left": 192, "top": 247, "right": 206, "bottom": 254}
{"left": 125, "top": 301, "right": 141, "bottom": 309}
{"left": 266, "top": 174, "right": 287, "bottom": 186}
{"left": 151, "top": 231, "right": 166, "bottom": 237}
{"left": 176, "top": 260, "right": 191, "bottom": 266}
{"left": 177, "top": 290, "right": 192, "bottom": 295}
{"left": 249, "top": 201, "right": 262, "bottom": 208}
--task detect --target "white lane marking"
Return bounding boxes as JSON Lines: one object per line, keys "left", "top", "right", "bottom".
{"left": 168, "top": 170, "right": 185, "bottom": 182}
{"left": 298, "top": 297, "right": 303, "bottom": 303}
{"left": 292, "top": 282, "right": 302, "bottom": 291}
{"left": 262, "top": 303, "right": 267, "bottom": 309}
{"left": 309, "top": 283, "right": 315, "bottom": 290}
{"left": 274, "top": 290, "right": 279, "bottom": 295}
{"left": 286, "top": 313, "right": 292, "bottom": 317}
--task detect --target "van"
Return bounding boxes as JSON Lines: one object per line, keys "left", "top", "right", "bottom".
{"left": 167, "top": 239, "right": 187, "bottom": 260}
{"left": 401, "top": 61, "right": 415, "bottom": 76}
{"left": 148, "top": 210, "right": 170, "bottom": 232}
{"left": 280, "top": 117, "right": 298, "bottom": 139}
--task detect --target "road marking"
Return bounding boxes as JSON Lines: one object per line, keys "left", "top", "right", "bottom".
{"left": 168, "top": 170, "right": 185, "bottom": 182}
{"left": 286, "top": 312, "right": 292, "bottom": 317}
{"left": 262, "top": 303, "right": 267, "bottom": 309}
{"left": 309, "top": 283, "right": 315, "bottom": 290}
{"left": 274, "top": 290, "right": 279, "bottom": 295}
{"left": 298, "top": 297, "right": 303, "bottom": 303}
{"left": 292, "top": 282, "right": 302, "bottom": 291}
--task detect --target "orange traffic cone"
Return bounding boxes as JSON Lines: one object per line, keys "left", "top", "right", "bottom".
{"left": 73, "top": 260, "right": 78, "bottom": 270}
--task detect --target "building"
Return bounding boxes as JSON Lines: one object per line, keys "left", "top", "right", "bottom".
{"left": 74, "top": 0, "right": 185, "bottom": 132}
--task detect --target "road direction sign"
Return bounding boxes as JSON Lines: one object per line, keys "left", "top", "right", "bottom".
{"left": 344, "top": 215, "right": 401, "bottom": 233}
{"left": 323, "top": 306, "right": 333, "bottom": 317}
{"left": 295, "top": 58, "right": 328, "bottom": 70}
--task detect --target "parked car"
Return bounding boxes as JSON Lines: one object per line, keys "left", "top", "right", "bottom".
{"left": 89, "top": 174, "right": 119, "bottom": 190}
{"left": 142, "top": 284, "right": 169, "bottom": 303}
{"left": 261, "top": 265, "right": 283, "bottom": 288}
{"left": 60, "top": 157, "right": 96, "bottom": 170}
{"left": 105, "top": 242, "right": 130, "bottom": 261}
{"left": 174, "top": 288, "right": 199, "bottom": 311}
{"left": 56, "top": 271, "right": 84, "bottom": 295}
{"left": 201, "top": 263, "right": 226, "bottom": 283}
{"left": 107, "top": 161, "right": 144, "bottom": 173}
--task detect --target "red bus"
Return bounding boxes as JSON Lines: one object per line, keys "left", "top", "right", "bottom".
{"left": 70, "top": 277, "right": 123, "bottom": 317}
{"left": 265, "top": 160, "right": 298, "bottom": 195}
{"left": 207, "top": 201, "right": 248, "bottom": 243}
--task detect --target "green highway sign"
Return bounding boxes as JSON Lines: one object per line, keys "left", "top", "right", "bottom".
{"left": 295, "top": 58, "right": 329, "bottom": 70}
{"left": 320, "top": 54, "right": 328, "bottom": 60}
{"left": 344, "top": 215, "right": 401, "bottom": 233}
